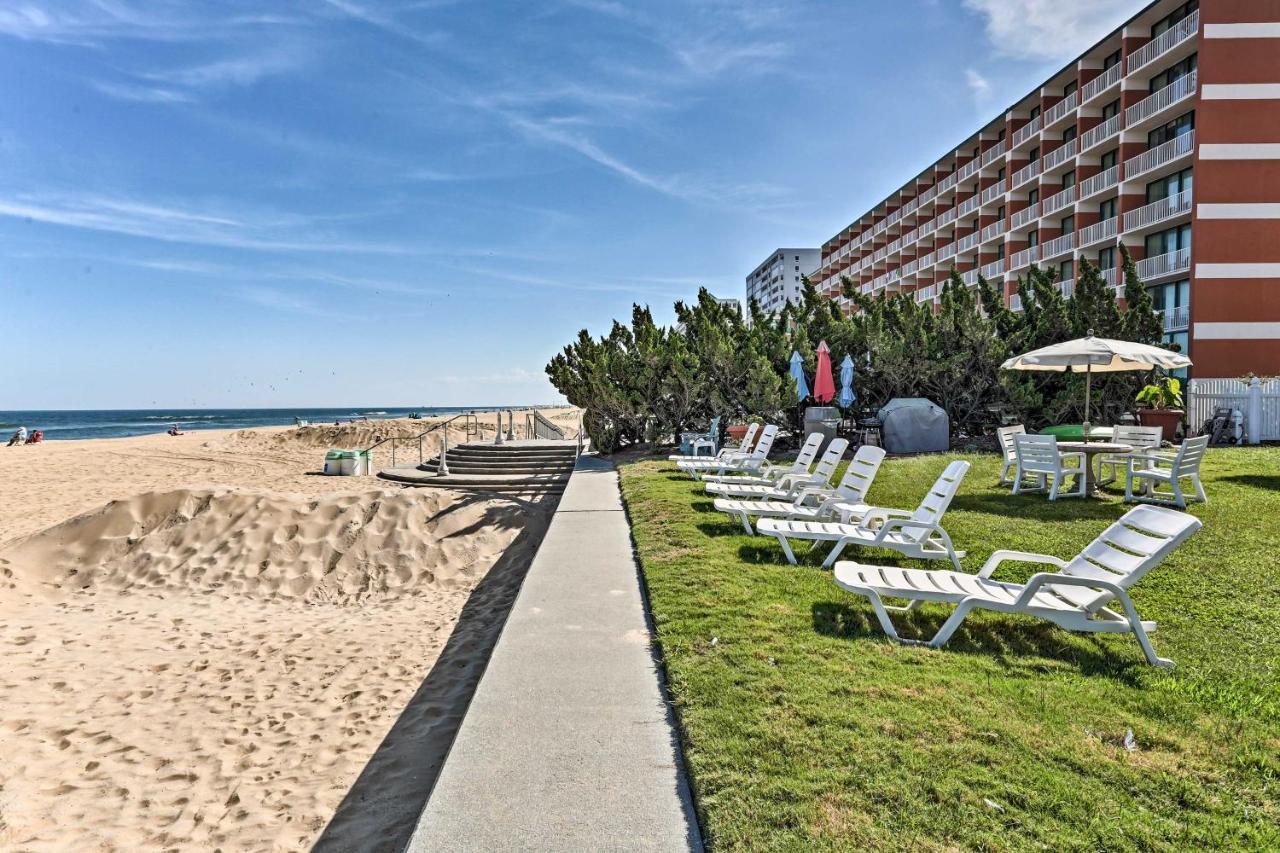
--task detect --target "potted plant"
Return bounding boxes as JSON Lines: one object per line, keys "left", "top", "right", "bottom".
{"left": 1135, "top": 375, "right": 1184, "bottom": 440}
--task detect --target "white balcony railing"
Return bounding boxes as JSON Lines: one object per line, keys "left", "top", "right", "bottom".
{"left": 1127, "top": 10, "right": 1199, "bottom": 75}
{"left": 1011, "top": 159, "right": 1042, "bottom": 188}
{"left": 1124, "top": 189, "right": 1193, "bottom": 232}
{"left": 981, "top": 140, "right": 1008, "bottom": 166}
{"left": 1044, "top": 90, "right": 1079, "bottom": 126}
{"left": 1011, "top": 202, "right": 1041, "bottom": 230}
{"left": 915, "top": 284, "right": 938, "bottom": 304}
{"left": 957, "top": 194, "right": 981, "bottom": 218}
{"left": 981, "top": 220, "right": 1007, "bottom": 242}
{"left": 1124, "top": 130, "right": 1195, "bottom": 181}
{"left": 1126, "top": 71, "right": 1197, "bottom": 127}
{"left": 1009, "top": 293, "right": 1024, "bottom": 312}
{"left": 1044, "top": 139, "right": 1077, "bottom": 170}
{"left": 919, "top": 185, "right": 939, "bottom": 205}
{"left": 1162, "top": 304, "right": 1190, "bottom": 331}
{"left": 918, "top": 251, "right": 937, "bottom": 268}
{"left": 1013, "top": 115, "right": 1043, "bottom": 147}
{"left": 1058, "top": 278, "right": 1076, "bottom": 298}
{"left": 980, "top": 178, "right": 1007, "bottom": 205}
{"left": 958, "top": 157, "right": 981, "bottom": 182}
{"left": 1081, "top": 62, "right": 1122, "bottom": 103}
{"left": 1079, "top": 115, "right": 1121, "bottom": 152}
{"left": 981, "top": 259, "right": 1006, "bottom": 279}
{"left": 1079, "top": 165, "right": 1120, "bottom": 199}
{"left": 903, "top": 197, "right": 920, "bottom": 216}
{"left": 937, "top": 240, "right": 958, "bottom": 262}
{"left": 961, "top": 267, "right": 979, "bottom": 286}
{"left": 938, "top": 206, "right": 959, "bottom": 227}
{"left": 1136, "top": 247, "right": 1192, "bottom": 281}
{"left": 957, "top": 230, "right": 981, "bottom": 253}
{"left": 938, "top": 172, "right": 958, "bottom": 194}
{"left": 1042, "top": 185, "right": 1076, "bottom": 215}
{"left": 1010, "top": 245, "right": 1041, "bottom": 270}
{"left": 1102, "top": 267, "right": 1118, "bottom": 289}
{"left": 1041, "top": 232, "right": 1075, "bottom": 259}
{"left": 1078, "top": 216, "right": 1118, "bottom": 247}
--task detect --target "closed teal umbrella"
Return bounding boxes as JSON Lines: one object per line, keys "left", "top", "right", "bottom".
{"left": 789, "top": 350, "right": 810, "bottom": 401}
{"left": 839, "top": 354, "right": 856, "bottom": 408}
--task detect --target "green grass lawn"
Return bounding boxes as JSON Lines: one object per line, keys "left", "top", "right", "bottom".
{"left": 619, "top": 448, "right": 1280, "bottom": 851}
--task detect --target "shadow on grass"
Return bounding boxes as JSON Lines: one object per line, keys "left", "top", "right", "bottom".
{"left": 950, "top": 492, "right": 1122, "bottom": 521}
{"left": 1220, "top": 473, "right": 1280, "bottom": 492}
{"left": 736, "top": 538, "right": 832, "bottom": 566}
{"left": 689, "top": 499, "right": 718, "bottom": 514}
{"left": 811, "top": 601, "right": 1144, "bottom": 683}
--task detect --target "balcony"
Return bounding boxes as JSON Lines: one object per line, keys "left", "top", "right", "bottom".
{"left": 1124, "top": 130, "right": 1195, "bottom": 181}
{"left": 886, "top": 236, "right": 903, "bottom": 254}
{"left": 1010, "top": 245, "right": 1041, "bottom": 270}
{"left": 1058, "top": 278, "right": 1076, "bottom": 298}
{"left": 1124, "top": 189, "right": 1193, "bottom": 232}
{"left": 981, "top": 140, "right": 1007, "bottom": 166}
{"left": 1009, "top": 293, "right": 1023, "bottom": 312}
{"left": 918, "top": 251, "right": 937, "bottom": 268}
{"left": 1041, "top": 232, "right": 1075, "bottom": 259}
{"left": 958, "top": 157, "right": 981, "bottom": 182}
{"left": 903, "top": 197, "right": 920, "bottom": 216}
{"left": 902, "top": 258, "right": 920, "bottom": 275}
{"left": 980, "top": 178, "right": 1007, "bottom": 205}
{"left": 1013, "top": 115, "right": 1043, "bottom": 148}
{"left": 1125, "top": 71, "right": 1197, "bottom": 128}
{"left": 956, "top": 230, "right": 981, "bottom": 253}
{"left": 1079, "top": 115, "right": 1121, "bottom": 153}
{"left": 1044, "top": 91, "right": 1079, "bottom": 127}
{"left": 938, "top": 206, "right": 959, "bottom": 227}
{"left": 1162, "top": 304, "right": 1190, "bottom": 332}
{"left": 1081, "top": 62, "right": 1122, "bottom": 104}
{"left": 937, "top": 240, "right": 958, "bottom": 262}
{"left": 981, "top": 220, "right": 1007, "bottom": 242}
{"left": 981, "top": 259, "right": 1006, "bottom": 279}
{"left": 886, "top": 208, "right": 903, "bottom": 227}
{"left": 938, "top": 172, "right": 958, "bottom": 194}
{"left": 1079, "top": 165, "right": 1120, "bottom": 199}
{"left": 919, "top": 185, "right": 939, "bottom": 205}
{"left": 1136, "top": 247, "right": 1191, "bottom": 281}
{"left": 1078, "top": 216, "right": 1118, "bottom": 247}
{"left": 1102, "top": 267, "right": 1118, "bottom": 289}
{"left": 1127, "top": 10, "right": 1199, "bottom": 75}
{"left": 915, "top": 284, "right": 939, "bottom": 304}
{"left": 900, "top": 226, "right": 920, "bottom": 247}
{"left": 957, "top": 194, "right": 981, "bottom": 218}
{"left": 1011, "top": 159, "right": 1042, "bottom": 189}
{"left": 1011, "top": 202, "right": 1040, "bottom": 230}
{"left": 1044, "top": 139, "right": 1077, "bottom": 171}
{"left": 1042, "top": 185, "right": 1076, "bottom": 215}
{"left": 961, "top": 268, "right": 979, "bottom": 286}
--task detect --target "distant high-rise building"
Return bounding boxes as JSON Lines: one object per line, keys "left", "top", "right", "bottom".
{"left": 806, "top": 0, "right": 1280, "bottom": 379}
{"left": 746, "top": 248, "right": 821, "bottom": 314}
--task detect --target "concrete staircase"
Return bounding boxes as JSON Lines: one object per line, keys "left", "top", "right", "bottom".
{"left": 378, "top": 440, "right": 577, "bottom": 495}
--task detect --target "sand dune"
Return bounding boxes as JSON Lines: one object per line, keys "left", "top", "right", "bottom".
{"left": 0, "top": 417, "right": 569, "bottom": 851}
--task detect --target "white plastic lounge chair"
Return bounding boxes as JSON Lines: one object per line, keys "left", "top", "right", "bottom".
{"left": 757, "top": 460, "right": 970, "bottom": 570}
{"left": 1013, "top": 433, "right": 1085, "bottom": 500}
{"left": 669, "top": 422, "right": 758, "bottom": 464}
{"left": 677, "top": 425, "right": 777, "bottom": 479}
{"left": 706, "top": 438, "right": 847, "bottom": 499}
{"left": 1099, "top": 425, "right": 1163, "bottom": 485}
{"left": 714, "top": 446, "right": 886, "bottom": 535}
{"left": 996, "top": 424, "right": 1025, "bottom": 485}
{"left": 831, "top": 504, "right": 1202, "bottom": 668}
{"left": 701, "top": 432, "right": 823, "bottom": 487}
{"left": 1125, "top": 435, "right": 1209, "bottom": 509}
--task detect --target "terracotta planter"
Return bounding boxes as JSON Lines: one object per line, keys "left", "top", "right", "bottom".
{"left": 726, "top": 424, "right": 749, "bottom": 441}
{"left": 1137, "top": 408, "right": 1184, "bottom": 442}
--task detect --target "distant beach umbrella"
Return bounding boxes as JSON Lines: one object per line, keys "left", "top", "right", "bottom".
{"left": 813, "top": 341, "right": 835, "bottom": 404}
{"left": 839, "top": 354, "right": 857, "bottom": 408}
{"left": 789, "top": 350, "right": 810, "bottom": 402}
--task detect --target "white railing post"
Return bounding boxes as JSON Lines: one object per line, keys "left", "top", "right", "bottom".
{"left": 439, "top": 429, "right": 450, "bottom": 476}
{"left": 494, "top": 409, "right": 504, "bottom": 445}
{"left": 506, "top": 409, "right": 515, "bottom": 441}
{"left": 1247, "top": 376, "right": 1264, "bottom": 445}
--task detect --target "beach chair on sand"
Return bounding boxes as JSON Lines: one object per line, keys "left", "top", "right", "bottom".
{"left": 757, "top": 460, "right": 970, "bottom": 570}
{"left": 677, "top": 425, "right": 777, "bottom": 479}
{"left": 701, "top": 432, "right": 823, "bottom": 487}
{"left": 831, "top": 504, "right": 1202, "bottom": 668}
{"left": 706, "top": 438, "right": 847, "bottom": 499}
{"left": 714, "top": 446, "right": 886, "bottom": 535}
{"left": 669, "top": 423, "right": 758, "bottom": 465}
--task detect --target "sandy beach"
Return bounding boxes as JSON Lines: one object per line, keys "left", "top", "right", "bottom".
{"left": 0, "top": 409, "right": 577, "bottom": 851}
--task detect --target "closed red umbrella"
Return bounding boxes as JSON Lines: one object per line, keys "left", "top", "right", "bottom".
{"left": 813, "top": 340, "right": 835, "bottom": 403}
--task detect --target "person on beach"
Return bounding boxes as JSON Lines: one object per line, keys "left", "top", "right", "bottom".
{"left": 25, "top": 429, "right": 43, "bottom": 444}
{"left": 7, "top": 426, "right": 27, "bottom": 446}
{"left": 167, "top": 424, "right": 184, "bottom": 436}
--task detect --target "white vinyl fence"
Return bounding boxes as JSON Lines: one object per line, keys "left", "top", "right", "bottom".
{"left": 1186, "top": 377, "right": 1280, "bottom": 443}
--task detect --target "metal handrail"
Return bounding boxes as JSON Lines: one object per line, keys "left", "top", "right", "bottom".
{"left": 364, "top": 411, "right": 482, "bottom": 468}
{"left": 526, "top": 409, "right": 567, "bottom": 441}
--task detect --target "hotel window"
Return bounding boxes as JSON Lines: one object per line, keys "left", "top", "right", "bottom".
{"left": 1101, "top": 149, "right": 1118, "bottom": 171}
{"left": 1029, "top": 145, "right": 1040, "bottom": 162}
{"left": 1028, "top": 188, "right": 1040, "bottom": 206}
{"left": 1145, "top": 224, "right": 1192, "bottom": 257}
{"left": 997, "top": 167, "right": 1006, "bottom": 181}
{"left": 996, "top": 204, "right": 1006, "bottom": 221}
{"left": 1152, "top": 1, "right": 1199, "bottom": 38}
{"left": 1063, "top": 80, "right": 1078, "bottom": 98}
{"left": 1059, "top": 259, "right": 1074, "bottom": 281}
{"left": 1098, "top": 247, "right": 1115, "bottom": 269}
{"left": 996, "top": 243, "right": 1006, "bottom": 260}
{"left": 1149, "top": 112, "right": 1194, "bottom": 148}
{"left": 1062, "top": 125, "right": 1078, "bottom": 144}
{"left": 1030, "top": 105, "right": 1041, "bottom": 120}
{"left": 1147, "top": 167, "right": 1193, "bottom": 202}
{"left": 1060, "top": 214, "right": 1075, "bottom": 234}
{"left": 1100, "top": 198, "right": 1117, "bottom": 221}
{"left": 1150, "top": 54, "right": 1197, "bottom": 92}
{"left": 1062, "top": 169, "right": 1076, "bottom": 189}
{"left": 1027, "top": 229, "right": 1039, "bottom": 248}
{"left": 1103, "top": 49, "right": 1121, "bottom": 70}
{"left": 1101, "top": 99, "right": 1120, "bottom": 121}
{"left": 998, "top": 128, "right": 1006, "bottom": 143}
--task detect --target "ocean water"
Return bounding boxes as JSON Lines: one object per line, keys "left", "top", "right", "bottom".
{"left": 0, "top": 407, "right": 512, "bottom": 441}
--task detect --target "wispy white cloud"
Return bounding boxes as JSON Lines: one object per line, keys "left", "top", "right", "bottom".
{"left": 962, "top": 0, "right": 1135, "bottom": 61}
{"left": 965, "top": 68, "right": 991, "bottom": 103}
{"left": 91, "top": 81, "right": 193, "bottom": 103}
{"left": 0, "top": 2, "right": 301, "bottom": 46}
{"left": 317, "top": 0, "right": 444, "bottom": 48}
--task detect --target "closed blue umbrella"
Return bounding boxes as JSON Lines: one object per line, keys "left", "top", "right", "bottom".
{"left": 839, "top": 354, "right": 856, "bottom": 408}
{"left": 789, "top": 350, "right": 810, "bottom": 402}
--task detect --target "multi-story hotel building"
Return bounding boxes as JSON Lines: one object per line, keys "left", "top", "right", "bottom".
{"left": 747, "top": 248, "right": 821, "bottom": 314}
{"left": 808, "top": 0, "right": 1280, "bottom": 378}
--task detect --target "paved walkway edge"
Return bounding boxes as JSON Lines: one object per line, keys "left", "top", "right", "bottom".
{"left": 405, "top": 454, "right": 703, "bottom": 852}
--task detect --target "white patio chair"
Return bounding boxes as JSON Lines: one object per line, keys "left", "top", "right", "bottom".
{"left": 714, "top": 446, "right": 886, "bottom": 535}
{"left": 706, "top": 438, "right": 847, "bottom": 499}
{"left": 757, "top": 460, "right": 970, "bottom": 570}
{"left": 1013, "top": 434, "right": 1085, "bottom": 500}
{"left": 996, "top": 424, "right": 1025, "bottom": 485}
{"left": 677, "top": 425, "right": 777, "bottom": 479}
{"left": 700, "top": 432, "right": 823, "bottom": 487}
{"left": 831, "top": 504, "right": 1202, "bottom": 668}
{"left": 668, "top": 422, "right": 758, "bottom": 464}
{"left": 1099, "top": 425, "right": 1163, "bottom": 485}
{"left": 1124, "top": 435, "right": 1209, "bottom": 509}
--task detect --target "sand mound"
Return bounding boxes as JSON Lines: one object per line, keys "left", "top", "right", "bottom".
{"left": 0, "top": 487, "right": 528, "bottom": 603}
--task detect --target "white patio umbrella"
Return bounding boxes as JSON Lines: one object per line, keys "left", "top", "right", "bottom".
{"left": 1001, "top": 331, "right": 1192, "bottom": 440}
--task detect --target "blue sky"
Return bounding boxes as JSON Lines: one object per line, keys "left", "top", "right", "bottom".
{"left": 0, "top": 0, "right": 1136, "bottom": 409}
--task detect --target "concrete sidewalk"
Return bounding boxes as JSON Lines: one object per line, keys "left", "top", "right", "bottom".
{"left": 405, "top": 455, "right": 702, "bottom": 853}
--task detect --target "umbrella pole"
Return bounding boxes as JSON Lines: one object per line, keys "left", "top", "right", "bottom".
{"left": 1083, "top": 363, "right": 1092, "bottom": 443}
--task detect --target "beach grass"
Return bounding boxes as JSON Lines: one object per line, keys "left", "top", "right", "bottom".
{"left": 619, "top": 448, "right": 1280, "bottom": 851}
